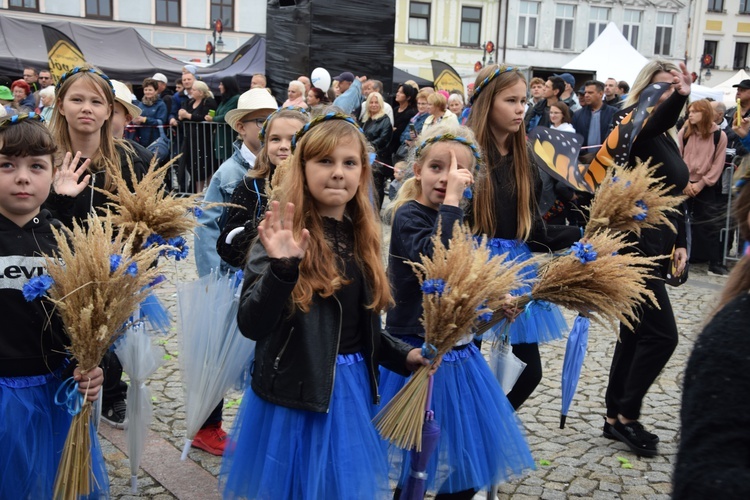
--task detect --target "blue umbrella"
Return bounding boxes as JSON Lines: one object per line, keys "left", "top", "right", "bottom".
{"left": 560, "top": 314, "right": 590, "bottom": 429}
{"left": 400, "top": 376, "right": 441, "bottom": 500}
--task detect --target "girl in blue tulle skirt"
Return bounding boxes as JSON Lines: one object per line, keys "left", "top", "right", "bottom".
{"left": 383, "top": 123, "right": 534, "bottom": 499}
{"left": 221, "top": 113, "right": 427, "bottom": 499}
{"left": 467, "top": 66, "right": 580, "bottom": 410}
{"left": 0, "top": 114, "right": 108, "bottom": 499}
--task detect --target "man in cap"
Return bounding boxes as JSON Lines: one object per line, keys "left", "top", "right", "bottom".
{"left": 555, "top": 72, "right": 581, "bottom": 112}
{"left": 332, "top": 71, "right": 366, "bottom": 116}
{"left": 152, "top": 72, "right": 174, "bottom": 115}
{"left": 725, "top": 79, "right": 750, "bottom": 128}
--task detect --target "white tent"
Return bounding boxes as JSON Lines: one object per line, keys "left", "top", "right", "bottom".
{"left": 712, "top": 69, "right": 750, "bottom": 107}
{"left": 690, "top": 83, "right": 724, "bottom": 103}
{"left": 562, "top": 22, "right": 648, "bottom": 87}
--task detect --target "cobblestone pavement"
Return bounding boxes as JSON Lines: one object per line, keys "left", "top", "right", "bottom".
{"left": 99, "top": 236, "right": 727, "bottom": 499}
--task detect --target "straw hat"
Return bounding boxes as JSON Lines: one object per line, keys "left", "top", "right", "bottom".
{"left": 225, "top": 88, "right": 278, "bottom": 131}
{"left": 110, "top": 80, "right": 142, "bottom": 119}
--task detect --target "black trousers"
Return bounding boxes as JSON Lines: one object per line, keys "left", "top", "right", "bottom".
{"left": 688, "top": 186, "right": 723, "bottom": 264}
{"left": 101, "top": 350, "right": 127, "bottom": 406}
{"left": 605, "top": 276, "right": 678, "bottom": 420}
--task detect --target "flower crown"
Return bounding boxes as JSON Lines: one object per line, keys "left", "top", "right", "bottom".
{"left": 55, "top": 67, "right": 115, "bottom": 94}
{"left": 415, "top": 133, "right": 483, "bottom": 170}
{"left": 291, "top": 112, "right": 362, "bottom": 152}
{"left": 0, "top": 111, "right": 44, "bottom": 128}
{"left": 469, "top": 65, "right": 516, "bottom": 106}
{"left": 258, "top": 106, "right": 310, "bottom": 146}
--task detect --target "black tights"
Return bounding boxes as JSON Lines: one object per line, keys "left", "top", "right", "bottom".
{"left": 506, "top": 342, "right": 543, "bottom": 410}
{"left": 393, "top": 487, "right": 476, "bottom": 500}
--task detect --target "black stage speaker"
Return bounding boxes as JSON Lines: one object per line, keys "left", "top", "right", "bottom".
{"left": 266, "top": 0, "right": 396, "bottom": 103}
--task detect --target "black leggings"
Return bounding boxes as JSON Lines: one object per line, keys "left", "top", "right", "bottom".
{"left": 506, "top": 342, "right": 543, "bottom": 410}
{"left": 393, "top": 487, "right": 476, "bottom": 500}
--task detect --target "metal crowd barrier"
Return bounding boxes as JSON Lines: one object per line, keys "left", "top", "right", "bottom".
{"left": 721, "top": 164, "right": 742, "bottom": 265}
{"left": 125, "top": 121, "right": 237, "bottom": 196}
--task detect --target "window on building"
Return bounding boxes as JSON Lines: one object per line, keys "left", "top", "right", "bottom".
{"left": 654, "top": 12, "right": 674, "bottom": 56}
{"left": 703, "top": 40, "right": 718, "bottom": 68}
{"left": 554, "top": 4, "right": 575, "bottom": 50}
{"left": 8, "top": 0, "right": 39, "bottom": 12}
{"left": 517, "top": 1, "right": 539, "bottom": 48}
{"left": 409, "top": 2, "right": 431, "bottom": 42}
{"left": 211, "top": 0, "right": 233, "bottom": 30}
{"left": 156, "top": 0, "right": 181, "bottom": 25}
{"left": 86, "top": 0, "right": 112, "bottom": 19}
{"left": 461, "top": 6, "right": 482, "bottom": 46}
{"left": 622, "top": 9, "right": 641, "bottom": 50}
{"left": 741, "top": 0, "right": 750, "bottom": 14}
{"left": 735, "top": 43, "right": 749, "bottom": 69}
{"left": 708, "top": 0, "right": 725, "bottom": 12}
{"left": 588, "top": 7, "right": 609, "bottom": 45}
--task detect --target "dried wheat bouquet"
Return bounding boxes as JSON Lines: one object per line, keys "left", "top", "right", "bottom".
{"left": 35, "top": 213, "right": 163, "bottom": 499}
{"left": 374, "top": 221, "right": 526, "bottom": 451}
{"left": 516, "top": 229, "right": 659, "bottom": 334}
{"left": 584, "top": 159, "right": 684, "bottom": 238}
{"left": 96, "top": 155, "right": 202, "bottom": 253}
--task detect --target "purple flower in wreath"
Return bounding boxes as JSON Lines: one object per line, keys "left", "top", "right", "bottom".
{"left": 166, "top": 236, "right": 189, "bottom": 261}
{"left": 571, "top": 241, "right": 597, "bottom": 264}
{"left": 421, "top": 278, "right": 446, "bottom": 296}
{"left": 22, "top": 274, "right": 54, "bottom": 301}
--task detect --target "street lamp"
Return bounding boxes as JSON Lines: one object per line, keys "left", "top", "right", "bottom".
{"left": 698, "top": 53, "right": 713, "bottom": 85}
{"left": 209, "top": 19, "right": 224, "bottom": 65}
{"left": 475, "top": 41, "right": 496, "bottom": 72}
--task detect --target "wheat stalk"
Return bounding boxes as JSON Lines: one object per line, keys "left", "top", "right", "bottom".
{"left": 374, "top": 221, "right": 526, "bottom": 451}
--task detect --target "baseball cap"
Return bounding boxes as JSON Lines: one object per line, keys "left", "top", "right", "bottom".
{"left": 733, "top": 79, "right": 750, "bottom": 89}
{"left": 333, "top": 72, "right": 355, "bottom": 83}
{"left": 152, "top": 73, "right": 168, "bottom": 84}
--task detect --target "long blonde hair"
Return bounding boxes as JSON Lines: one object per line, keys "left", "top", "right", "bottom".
{"left": 49, "top": 65, "right": 121, "bottom": 190}
{"left": 363, "top": 92, "right": 387, "bottom": 122}
{"left": 623, "top": 59, "right": 678, "bottom": 109}
{"left": 467, "top": 65, "right": 535, "bottom": 241}
{"left": 273, "top": 119, "right": 391, "bottom": 312}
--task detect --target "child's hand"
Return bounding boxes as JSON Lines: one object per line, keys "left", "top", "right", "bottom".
{"left": 74, "top": 366, "right": 103, "bottom": 402}
{"left": 53, "top": 152, "right": 91, "bottom": 197}
{"left": 443, "top": 149, "right": 474, "bottom": 207}
{"left": 405, "top": 348, "right": 441, "bottom": 374}
{"left": 258, "top": 201, "right": 310, "bottom": 259}
{"left": 499, "top": 294, "right": 522, "bottom": 323}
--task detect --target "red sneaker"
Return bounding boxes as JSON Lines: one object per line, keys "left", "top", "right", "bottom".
{"left": 191, "top": 423, "right": 228, "bottom": 455}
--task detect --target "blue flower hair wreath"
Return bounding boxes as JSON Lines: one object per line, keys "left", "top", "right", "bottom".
{"left": 55, "top": 67, "right": 115, "bottom": 94}
{"left": 415, "top": 133, "right": 483, "bottom": 171}
{"left": 0, "top": 112, "right": 44, "bottom": 127}
{"left": 258, "top": 106, "right": 310, "bottom": 146}
{"left": 469, "top": 65, "right": 516, "bottom": 106}
{"left": 291, "top": 112, "right": 363, "bottom": 152}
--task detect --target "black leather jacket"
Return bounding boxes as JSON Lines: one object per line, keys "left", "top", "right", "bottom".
{"left": 238, "top": 242, "right": 413, "bottom": 413}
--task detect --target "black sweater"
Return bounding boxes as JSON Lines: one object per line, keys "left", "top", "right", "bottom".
{"left": 485, "top": 146, "right": 580, "bottom": 252}
{"left": 0, "top": 211, "right": 69, "bottom": 377}
{"left": 673, "top": 293, "right": 750, "bottom": 499}
{"left": 386, "top": 202, "right": 464, "bottom": 336}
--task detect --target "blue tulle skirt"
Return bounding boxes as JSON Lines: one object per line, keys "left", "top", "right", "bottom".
{"left": 486, "top": 238, "right": 568, "bottom": 344}
{"left": 379, "top": 336, "right": 535, "bottom": 494}
{"left": 220, "top": 353, "right": 391, "bottom": 500}
{"left": 0, "top": 370, "right": 110, "bottom": 499}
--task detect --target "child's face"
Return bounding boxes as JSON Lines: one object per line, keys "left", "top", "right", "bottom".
{"left": 58, "top": 79, "right": 112, "bottom": 137}
{"left": 393, "top": 167, "right": 404, "bottom": 181}
{"left": 266, "top": 118, "right": 303, "bottom": 166}
{"left": 110, "top": 102, "right": 131, "bottom": 140}
{"left": 304, "top": 135, "right": 363, "bottom": 220}
{"left": 0, "top": 153, "right": 54, "bottom": 226}
{"left": 235, "top": 110, "right": 269, "bottom": 154}
{"left": 489, "top": 79, "right": 527, "bottom": 137}
{"left": 415, "top": 142, "right": 473, "bottom": 210}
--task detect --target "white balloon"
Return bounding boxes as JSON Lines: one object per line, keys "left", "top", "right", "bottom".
{"left": 311, "top": 67, "right": 331, "bottom": 92}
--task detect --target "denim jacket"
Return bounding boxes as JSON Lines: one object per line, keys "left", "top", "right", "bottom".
{"left": 194, "top": 141, "right": 253, "bottom": 277}
{"left": 332, "top": 80, "right": 362, "bottom": 116}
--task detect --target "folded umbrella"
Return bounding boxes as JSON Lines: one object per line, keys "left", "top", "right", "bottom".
{"left": 560, "top": 314, "right": 590, "bottom": 429}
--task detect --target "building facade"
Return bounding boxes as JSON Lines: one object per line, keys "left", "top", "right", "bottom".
{"left": 395, "top": 0, "right": 689, "bottom": 83}
{"left": 1, "top": 0, "right": 266, "bottom": 63}
{"left": 687, "top": 0, "right": 750, "bottom": 84}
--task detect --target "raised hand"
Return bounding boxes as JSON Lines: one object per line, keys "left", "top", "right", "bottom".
{"left": 258, "top": 201, "right": 310, "bottom": 259}
{"left": 671, "top": 62, "right": 692, "bottom": 97}
{"left": 53, "top": 152, "right": 91, "bottom": 197}
{"left": 443, "top": 149, "right": 474, "bottom": 206}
